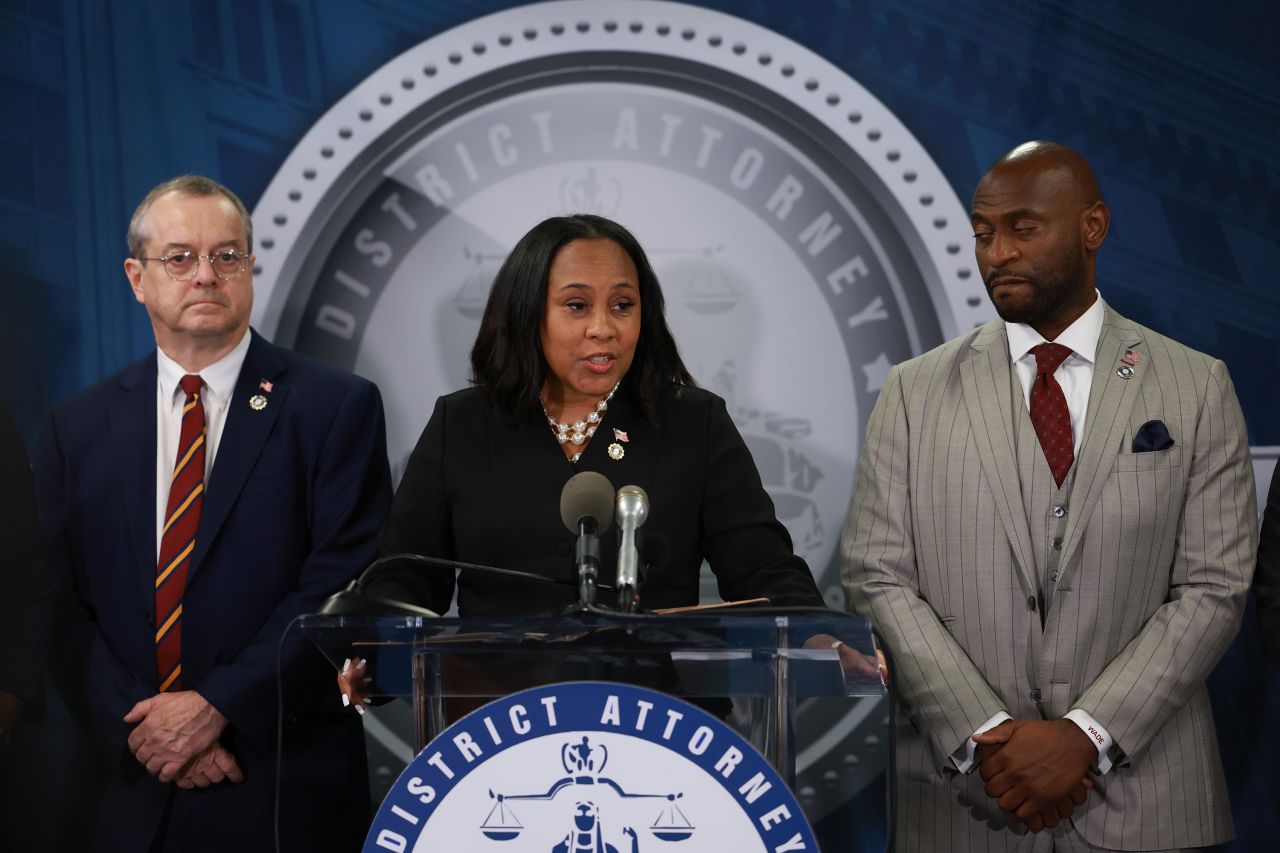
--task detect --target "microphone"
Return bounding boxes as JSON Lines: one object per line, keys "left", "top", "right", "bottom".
{"left": 560, "top": 471, "right": 615, "bottom": 608}
{"left": 614, "top": 485, "right": 649, "bottom": 612}
{"left": 317, "top": 553, "right": 596, "bottom": 618}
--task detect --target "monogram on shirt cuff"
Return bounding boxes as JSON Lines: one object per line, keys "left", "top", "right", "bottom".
{"left": 1063, "top": 708, "right": 1116, "bottom": 774}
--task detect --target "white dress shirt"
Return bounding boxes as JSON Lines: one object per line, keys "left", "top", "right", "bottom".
{"left": 154, "top": 331, "right": 251, "bottom": 561}
{"left": 1006, "top": 293, "right": 1105, "bottom": 450}
{"left": 953, "top": 293, "right": 1117, "bottom": 775}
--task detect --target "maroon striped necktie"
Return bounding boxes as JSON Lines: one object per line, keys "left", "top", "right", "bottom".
{"left": 1030, "top": 343, "right": 1075, "bottom": 488}
{"left": 155, "top": 374, "right": 205, "bottom": 692}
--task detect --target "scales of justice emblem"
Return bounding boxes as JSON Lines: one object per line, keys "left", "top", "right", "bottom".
{"left": 481, "top": 735, "right": 694, "bottom": 851}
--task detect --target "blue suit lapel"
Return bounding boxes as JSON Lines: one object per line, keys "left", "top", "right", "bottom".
{"left": 109, "top": 353, "right": 160, "bottom": 616}
{"left": 191, "top": 332, "right": 287, "bottom": 581}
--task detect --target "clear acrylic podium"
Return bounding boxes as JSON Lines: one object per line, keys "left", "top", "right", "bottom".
{"left": 297, "top": 607, "right": 887, "bottom": 790}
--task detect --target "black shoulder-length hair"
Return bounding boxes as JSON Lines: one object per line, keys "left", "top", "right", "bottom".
{"left": 470, "top": 214, "right": 695, "bottom": 424}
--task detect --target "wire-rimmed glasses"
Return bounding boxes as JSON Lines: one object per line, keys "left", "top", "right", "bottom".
{"left": 138, "top": 249, "right": 250, "bottom": 281}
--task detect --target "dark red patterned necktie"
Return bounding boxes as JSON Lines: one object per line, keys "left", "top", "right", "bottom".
{"left": 155, "top": 374, "right": 205, "bottom": 692}
{"left": 1030, "top": 343, "right": 1075, "bottom": 487}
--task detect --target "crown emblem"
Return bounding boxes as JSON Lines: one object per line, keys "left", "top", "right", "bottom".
{"left": 563, "top": 736, "right": 608, "bottom": 779}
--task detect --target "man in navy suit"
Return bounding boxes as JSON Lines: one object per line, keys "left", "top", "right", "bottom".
{"left": 35, "top": 175, "right": 392, "bottom": 851}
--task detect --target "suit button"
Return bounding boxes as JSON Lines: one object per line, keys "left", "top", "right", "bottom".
{"left": 1050, "top": 537, "right": 1063, "bottom": 550}
{"left": 1027, "top": 595, "right": 1037, "bottom": 611}
{"left": 1030, "top": 688, "right": 1042, "bottom": 704}
{"left": 1049, "top": 570, "right": 1059, "bottom": 583}
{"left": 1051, "top": 505, "right": 1066, "bottom": 518}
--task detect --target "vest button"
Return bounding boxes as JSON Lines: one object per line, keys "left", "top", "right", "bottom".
{"left": 1027, "top": 595, "right": 1037, "bottom": 611}
{"left": 1051, "top": 504, "right": 1066, "bottom": 518}
{"left": 1050, "top": 537, "right": 1063, "bottom": 550}
{"left": 1050, "top": 569, "right": 1059, "bottom": 583}
{"left": 1030, "top": 688, "right": 1042, "bottom": 704}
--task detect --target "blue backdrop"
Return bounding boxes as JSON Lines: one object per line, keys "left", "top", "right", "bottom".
{"left": 2, "top": 0, "right": 1276, "bottom": 849}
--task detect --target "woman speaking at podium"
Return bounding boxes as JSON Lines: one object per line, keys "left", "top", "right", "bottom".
{"left": 339, "top": 215, "right": 827, "bottom": 703}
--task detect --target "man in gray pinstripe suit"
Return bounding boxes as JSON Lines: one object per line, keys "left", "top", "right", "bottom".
{"left": 842, "top": 141, "right": 1256, "bottom": 851}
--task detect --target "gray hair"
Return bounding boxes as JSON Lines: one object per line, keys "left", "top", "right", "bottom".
{"left": 127, "top": 175, "right": 253, "bottom": 260}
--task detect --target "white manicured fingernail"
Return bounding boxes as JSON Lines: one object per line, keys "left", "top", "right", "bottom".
{"left": 356, "top": 659, "right": 366, "bottom": 670}
{"left": 341, "top": 693, "right": 350, "bottom": 707}
{"left": 341, "top": 658, "right": 351, "bottom": 675}
{"left": 355, "top": 703, "right": 365, "bottom": 716}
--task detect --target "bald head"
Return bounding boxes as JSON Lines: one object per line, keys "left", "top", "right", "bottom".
{"left": 970, "top": 141, "right": 1110, "bottom": 340}
{"left": 981, "top": 141, "right": 1103, "bottom": 208}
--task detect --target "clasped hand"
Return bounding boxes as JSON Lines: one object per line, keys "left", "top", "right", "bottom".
{"left": 973, "top": 718, "right": 1095, "bottom": 832}
{"left": 123, "top": 690, "right": 242, "bottom": 787}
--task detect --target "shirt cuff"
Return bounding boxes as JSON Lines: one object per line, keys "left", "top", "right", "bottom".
{"left": 1063, "top": 708, "right": 1114, "bottom": 774}
{"left": 951, "top": 711, "right": 1012, "bottom": 774}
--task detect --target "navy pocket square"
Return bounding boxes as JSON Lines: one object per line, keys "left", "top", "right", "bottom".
{"left": 1132, "top": 419, "right": 1174, "bottom": 453}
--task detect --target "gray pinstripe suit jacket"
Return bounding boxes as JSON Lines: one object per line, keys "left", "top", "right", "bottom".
{"left": 841, "top": 304, "right": 1256, "bottom": 851}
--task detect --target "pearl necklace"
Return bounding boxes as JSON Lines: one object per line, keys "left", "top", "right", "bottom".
{"left": 542, "top": 382, "right": 619, "bottom": 462}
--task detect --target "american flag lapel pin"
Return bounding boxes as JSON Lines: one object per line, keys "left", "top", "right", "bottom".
{"left": 608, "top": 427, "right": 628, "bottom": 461}
{"left": 1116, "top": 350, "right": 1139, "bottom": 379}
{"left": 250, "top": 378, "right": 273, "bottom": 411}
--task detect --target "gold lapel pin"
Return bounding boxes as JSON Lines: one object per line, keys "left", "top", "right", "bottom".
{"left": 250, "top": 377, "right": 274, "bottom": 410}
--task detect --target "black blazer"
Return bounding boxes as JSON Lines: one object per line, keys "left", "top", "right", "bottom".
{"left": 374, "top": 384, "right": 822, "bottom": 615}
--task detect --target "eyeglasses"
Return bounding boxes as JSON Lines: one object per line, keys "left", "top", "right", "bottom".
{"left": 138, "top": 249, "right": 250, "bottom": 281}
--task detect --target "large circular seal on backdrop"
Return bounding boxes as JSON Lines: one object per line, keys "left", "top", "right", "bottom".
{"left": 251, "top": 0, "right": 988, "bottom": 816}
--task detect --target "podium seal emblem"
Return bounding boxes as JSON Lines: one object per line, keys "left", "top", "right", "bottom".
{"left": 364, "top": 682, "right": 816, "bottom": 852}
